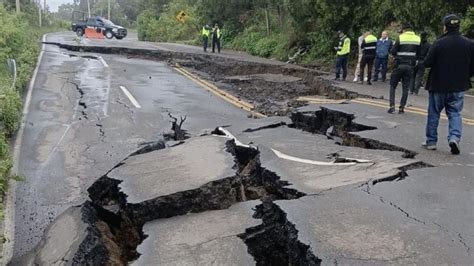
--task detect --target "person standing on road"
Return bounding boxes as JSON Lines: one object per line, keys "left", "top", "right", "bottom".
{"left": 334, "top": 30, "right": 351, "bottom": 81}
{"left": 202, "top": 25, "right": 211, "bottom": 52}
{"left": 388, "top": 23, "right": 421, "bottom": 114}
{"left": 410, "top": 32, "right": 431, "bottom": 95}
{"left": 373, "top": 31, "right": 393, "bottom": 82}
{"left": 359, "top": 32, "right": 378, "bottom": 85}
{"left": 354, "top": 32, "right": 367, "bottom": 82}
{"left": 212, "top": 24, "right": 222, "bottom": 53}
{"left": 422, "top": 14, "right": 474, "bottom": 155}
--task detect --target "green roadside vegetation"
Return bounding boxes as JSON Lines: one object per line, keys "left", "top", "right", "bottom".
{"left": 64, "top": 1, "right": 472, "bottom": 62}
{"left": 134, "top": 0, "right": 473, "bottom": 63}
{"left": 0, "top": 2, "right": 67, "bottom": 218}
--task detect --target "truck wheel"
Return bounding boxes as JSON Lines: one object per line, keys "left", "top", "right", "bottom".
{"left": 105, "top": 31, "right": 113, "bottom": 39}
{"left": 116, "top": 36, "right": 123, "bottom": 40}
{"left": 76, "top": 28, "right": 84, "bottom": 37}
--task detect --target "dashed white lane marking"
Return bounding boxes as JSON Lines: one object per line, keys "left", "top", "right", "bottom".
{"left": 271, "top": 148, "right": 372, "bottom": 166}
{"left": 99, "top": 56, "right": 109, "bottom": 68}
{"left": 120, "top": 86, "right": 141, "bottom": 108}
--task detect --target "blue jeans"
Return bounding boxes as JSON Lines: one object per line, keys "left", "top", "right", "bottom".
{"left": 426, "top": 91, "right": 465, "bottom": 145}
{"left": 335, "top": 55, "right": 348, "bottom": 79}
{"left": 373, "top": 57, "right": 388, "bottom": 81}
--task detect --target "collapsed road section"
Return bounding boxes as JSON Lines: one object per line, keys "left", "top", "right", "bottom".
{"left": 15, "top": 123, "right": 323, "bottom": 265}
{"left": 42, "top": 42, "right": 375, "bottom": 116}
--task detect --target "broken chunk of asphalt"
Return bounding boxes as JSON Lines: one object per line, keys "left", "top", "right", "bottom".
{"left": 85, "top": 138, "right": 307, "bottom": 264}
{"left": 290, "top": 107, "right": 418, "bottom": 158}
{"left": 23, "top": 132, "right": 316, "bottom": 264}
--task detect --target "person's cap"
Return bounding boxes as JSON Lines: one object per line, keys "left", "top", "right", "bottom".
{"left": 402, "top": 23, "right": 413, "bottom": 30}
{"left": 443, "top": 14, "right": 461, "bottom": 28}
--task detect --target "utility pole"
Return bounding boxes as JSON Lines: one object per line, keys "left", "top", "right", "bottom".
{"left": 16, "top": 0, "right": 20, "bottom": 14}
{"left": 108, "top": 0, "right": 111, "bottom": 19}
{"left": 87, "top": 0, "right": 91, "bottom": 17}
{"left": 38, "top": 0, "right": 42, "bottom": 27}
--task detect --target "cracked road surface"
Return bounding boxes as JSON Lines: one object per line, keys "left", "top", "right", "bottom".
{"left": 4, "top": 32, "right": 474, "bottom": 265}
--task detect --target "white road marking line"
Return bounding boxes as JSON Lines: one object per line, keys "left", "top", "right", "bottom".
{"left": 271, "top": 148, "right": 372, "bottom": 166}
{"left": 466, "top": 94, "right": 474, "bottom": 98}
{"left": 214, "top": 127, "right": 251, "bottom": 148}
{"left": 120, "top": 86, "right": 141, "bottom": 108}
{"left": 99, "top": 56, "right": 109, "bottom": 68}
{"left": 1, "top": 33, "right": 48, "bottom": 264}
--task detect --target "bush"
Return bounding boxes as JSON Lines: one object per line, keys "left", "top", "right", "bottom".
{"left": 137, "top": 0, "right": 199, "bottom": 42}
{"left": 231, "top": 26, "right": 289, "bottom": 59}
{"left": 461, "top": 6, "right": 474, "bottom": 38}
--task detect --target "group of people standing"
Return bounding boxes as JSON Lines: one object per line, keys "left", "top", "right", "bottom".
{"left": 335, "top": 14, "right": 474, "bottom": 155}
{"left": 201, "top": 24, "right": 222, "bottom": 53}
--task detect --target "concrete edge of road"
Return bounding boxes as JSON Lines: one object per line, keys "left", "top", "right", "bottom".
{"left": 0, "top": 34, "right": 47, "bottom": 264}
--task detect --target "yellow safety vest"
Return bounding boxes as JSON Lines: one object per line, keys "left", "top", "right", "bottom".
{"left": 364, "top": 34, "right": 377, "bottom": 44}
{"left": 337, "top": 36, "right": 351, "bottom": 56}
{"left": 213, "top": 28, "right": 221, "bottom": 39}
{"left": 202, "top": 27, "right": 210, "bottom": 38}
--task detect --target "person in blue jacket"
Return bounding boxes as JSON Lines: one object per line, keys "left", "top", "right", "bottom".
{"left": 373, "top": 31, "right": 393, "bottom": 82}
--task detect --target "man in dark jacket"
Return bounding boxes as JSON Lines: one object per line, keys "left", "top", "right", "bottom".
{"left": 422, "top": 14, "right": 474, "bottom": 155}
{"left": 410, "top": 32, "right": 431, "bottom": 95}
{"left": 373, "top": 31, "right": 393, "bottom": 82}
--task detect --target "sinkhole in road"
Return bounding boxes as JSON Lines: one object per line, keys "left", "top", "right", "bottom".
{"left": 289, "top": 107, "right": 418, "bottom": 159}
{"left": 37, "top": 123, "right": 321, "bottom": 265}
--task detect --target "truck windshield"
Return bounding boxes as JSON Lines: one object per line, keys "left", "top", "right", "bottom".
{"left": 101, "top": 19, "right": 115, "bottom": 27}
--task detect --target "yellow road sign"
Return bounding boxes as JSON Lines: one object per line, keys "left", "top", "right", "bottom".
{"left": 176, "top": 11, "right": 187, "bottom": 23}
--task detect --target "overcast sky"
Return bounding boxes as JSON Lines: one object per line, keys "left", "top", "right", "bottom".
{"left": 47, "top": 0, "right": 73, "bottom": 12}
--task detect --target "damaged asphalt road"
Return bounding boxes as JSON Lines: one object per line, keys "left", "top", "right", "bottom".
{"left": 3, "top": 32, "right": 474, "bottom": 265}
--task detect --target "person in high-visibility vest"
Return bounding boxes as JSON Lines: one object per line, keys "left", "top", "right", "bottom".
{"left": 359, "top": 32, "right": 378, "bottom": 85}
{"left": 334, "top": 30, "right": 351, "bottom": 81}
{"left": 202, "top": 25, "right": 211, "bottom": 52}
{"left": 212, "top": 24, "right": 222, "bottom": 53}
{"left": 388, "top": 23, "right": 421, "bottom": 114}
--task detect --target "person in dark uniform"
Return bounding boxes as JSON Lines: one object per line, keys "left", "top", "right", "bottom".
{"left": 201, "top": 25, "right": 211, "bottom": 52}
{"left": 388, "top": 23, "right": 421, "bottom": 114}
{"left": 212, "top": 23, "right": 221, "bottom": 53}
{"left": 359, "top": 32, "right": 378, "bottom": 85}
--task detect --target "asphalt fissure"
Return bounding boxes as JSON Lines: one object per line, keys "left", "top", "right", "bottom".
{"left": 239, "top": 201, "right": 322, "bottom": 266}
{"left": 290, "top": 107, "right": 418, "bottom": 158}
{"left": 73, "top": 137, "right": 311, "bottom": 264}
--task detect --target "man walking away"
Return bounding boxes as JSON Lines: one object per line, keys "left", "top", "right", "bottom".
{"left": 359, "top": 32, "right": 378, "bottom": 85}
{"left": 422, "top": 14, "right": 474, "bottom": 155}
{"left": 388, "top": 23, "right": 420, "bottom": 114}
{"left": 202, "top": 25, "right": 211, "bottom": 52}
{"left": 373, "top": 31, "right": 393, "bottom": 82}
{"left": 334, "top": 30, "right": 351, "bottom": 81}
{"left": 354, "top": 32, "right": 366, "bottom": 82}
{"left": 212, "top": 23, "right": 222, "bottom": 53}
{"left": 410, "top": 31, "right": 431, "bottom": 95}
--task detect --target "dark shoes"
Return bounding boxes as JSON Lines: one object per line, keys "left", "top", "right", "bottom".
{"left": 449, "top": 140, "right": 461, "bottom": 155}
{"left": 367, "top": 81, "right": 372, "bottom": 85}
{"left": 388, "top": 107, "right": 396, "bottom": 114}
{"left": 399, "top": 107, "right": 405, "bottom": 114}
